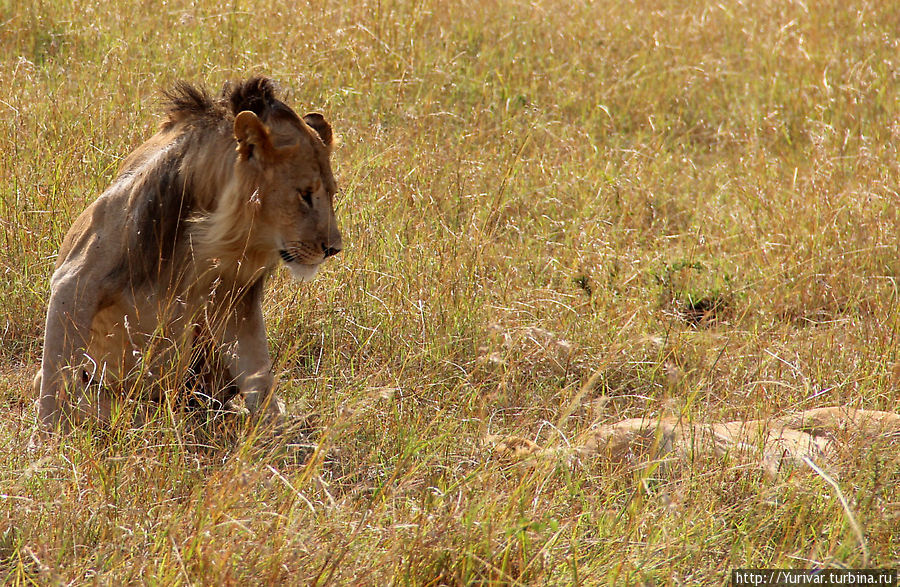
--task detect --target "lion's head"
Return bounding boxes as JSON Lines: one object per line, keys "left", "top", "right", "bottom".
{"left": 224, "top": 82, "right": 341, "bottom": 283}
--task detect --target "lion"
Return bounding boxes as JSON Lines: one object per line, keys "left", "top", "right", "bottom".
{"left": 490, "top": 407, "right": 900, "bottom": 478}
{"left": 35, "top": 76, "right": 342, "bottom": 431}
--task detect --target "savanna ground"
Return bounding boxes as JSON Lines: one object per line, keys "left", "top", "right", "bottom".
{"left": 1, "top": 0, "right": 899, "bottom": 584}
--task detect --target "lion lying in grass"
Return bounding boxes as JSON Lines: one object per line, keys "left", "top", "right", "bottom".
{"left": 491, "top": 407, "right": 900, "bottom": 477}
{"left": 36, "top": 77, "right": 342, "bottom": 431}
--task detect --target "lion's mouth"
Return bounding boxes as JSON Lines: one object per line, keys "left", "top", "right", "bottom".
{"left": 279, "top": 249, "right": 321, "bottom": 282}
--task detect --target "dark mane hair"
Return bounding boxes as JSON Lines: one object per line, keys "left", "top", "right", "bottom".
{"left": 161, "top": 76, "right": 293, "bottom": 128}
{"left": 225, "top": 76, "right": 278, "bottom": 117}
{"left": 161, "top": 81, "right": 217, "bottom": 121}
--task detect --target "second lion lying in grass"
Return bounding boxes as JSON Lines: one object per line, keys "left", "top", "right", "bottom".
{"left": 489, "top": 407, "right": 900, "bottom": 477}
{"left": 35, "top": 77, "right": 342, "bottom": 432}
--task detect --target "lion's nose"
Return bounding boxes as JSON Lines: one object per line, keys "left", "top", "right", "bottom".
{"left": 322, "top": 244, "right": 342, "bottom": 259}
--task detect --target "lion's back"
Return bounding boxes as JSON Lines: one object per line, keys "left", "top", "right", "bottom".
{"left": 54, "top": 129, "right": 193, "bottom": 288}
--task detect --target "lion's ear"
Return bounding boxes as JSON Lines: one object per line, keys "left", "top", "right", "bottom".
{"left": 234, "top": 110, "right": 274, "bottom": 163}
{"left": 303, "top": 113, "right": 334, "bottom": 151}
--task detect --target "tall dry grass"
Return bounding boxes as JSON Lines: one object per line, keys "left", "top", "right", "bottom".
{"left": 1, "top": 0, "right": 898, "bottom": 583}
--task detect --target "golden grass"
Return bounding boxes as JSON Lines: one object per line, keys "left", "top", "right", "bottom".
{"left": 1, "top": 0, "right": 899, "bottom": 583}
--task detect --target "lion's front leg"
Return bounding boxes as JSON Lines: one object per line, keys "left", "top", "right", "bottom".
{"left": 218, "top": 297, "right": 284, "bottom": 423}
{"left": 39, "top": 270, "right": 102, "bottom": 431}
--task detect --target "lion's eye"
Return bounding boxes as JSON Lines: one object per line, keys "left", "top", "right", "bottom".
{"left": 298, "top": 189, "right": 313, "bottom": 207}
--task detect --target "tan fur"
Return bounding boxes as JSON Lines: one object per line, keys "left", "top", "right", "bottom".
{"left": 489, "top": 407, "right": 900, "bottom": 478}
{"left": 37, "top": 77, "right": 342, "bottom": 431}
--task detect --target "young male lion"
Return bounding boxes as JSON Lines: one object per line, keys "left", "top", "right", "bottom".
{"left": 36, "top": 77, "right": 342, "bottom": 431}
